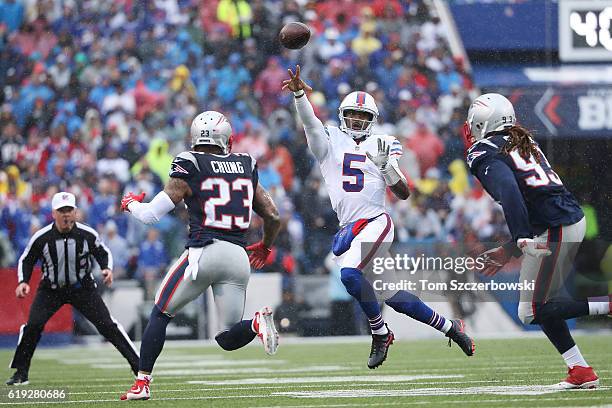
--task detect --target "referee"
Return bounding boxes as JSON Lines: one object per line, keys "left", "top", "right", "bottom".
{"left": 6, "top": 192, "right": 139, "bottom": 385}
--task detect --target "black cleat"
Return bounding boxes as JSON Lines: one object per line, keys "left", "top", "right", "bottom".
{"left": 6, "top": 371, "right": 29, "bottom": 386}
{"left": 445, "top": 319, "right": 475, "bottom": 356}
{"left": 367, "top": 324, "right": 394, "bottom": 369}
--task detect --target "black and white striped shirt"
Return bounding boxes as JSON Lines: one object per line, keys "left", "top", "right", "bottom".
{"left": 18, "top": 222, "right": 113, "bottom": 288}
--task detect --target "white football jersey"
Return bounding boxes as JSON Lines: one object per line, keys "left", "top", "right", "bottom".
{"left": 319, "top": 126, "right": 403, "bottom": 226}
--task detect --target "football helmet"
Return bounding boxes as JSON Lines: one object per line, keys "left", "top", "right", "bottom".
{"left": 338, "top": 91, "right": 379, "bottom": 139}
{"left": 464, "top": 93, "right": 515, "bottom": 146}
{"left": 190, "top": 111, "right": 232, "bottom": 153}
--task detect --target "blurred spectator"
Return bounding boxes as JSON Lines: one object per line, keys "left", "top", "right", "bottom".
{"left": 217, "top": 0, "right": 252, "bottom": 40}
{"left": 103, "top": 220, "right": 129, "bottom": 280}
{"left": 406, "top": 123, "right": 445, "bottom": 176}
{"left": 351, "top": 22, "right": 381, "bottom": 58}
{"left": 254, "top": 56, "right": 284, "bottom": 116}
{"left": 137, "top": 228, "right": 168, "bottom": 299}
{"left": 318, "top": 28, "right": 346, "bottom": 63}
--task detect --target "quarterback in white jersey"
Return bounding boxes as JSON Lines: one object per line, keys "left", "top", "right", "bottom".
{"left": 283, "top": 66, "right": 474, "bottom": 370}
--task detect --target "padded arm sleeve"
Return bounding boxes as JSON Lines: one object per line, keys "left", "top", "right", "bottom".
{"left": 128, "top": 191, "right": 176, "bottom": 225}
{"left": 294, "top": 95, "right": 329, "bottom": 162}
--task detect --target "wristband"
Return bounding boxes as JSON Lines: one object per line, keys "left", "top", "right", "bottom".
{"left": 293, "top": 90, "right": 305, "bottom": 98}
{"left": 381, "top": 164, "right": 402, "bottom": 186}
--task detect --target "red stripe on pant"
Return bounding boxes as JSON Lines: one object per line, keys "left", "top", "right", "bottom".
{"left": 156, "top": 255, "right": 189, "bottom": 313}
{"left": 357, "top": 214, "right": 391, "bottom": 270}
{"left": 531, "top": 227, "right": 562, "bottom": 318}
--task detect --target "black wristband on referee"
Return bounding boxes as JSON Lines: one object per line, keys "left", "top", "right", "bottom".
{"left": 293, "top": 90, "right": 305, "bottom": 98}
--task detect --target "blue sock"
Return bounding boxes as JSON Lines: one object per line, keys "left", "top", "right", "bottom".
{"left": 215, "top": 320, "right": 257, "bottom": 351}
{"left": 385, "top": 290, "right": 448, "bottom": 333}
{"left": 340, "top": 268, "right": 385, "bottom": 332}
{"left": 139, "top": 306, "right": 172, "bottom": 373}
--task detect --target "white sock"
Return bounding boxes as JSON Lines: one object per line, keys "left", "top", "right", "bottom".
{"left": 587, "top": 296, "right": 610, "bottom": 315}
{"left": 562, "top": 345, "right": 588, "bottom": 368}
{"left": 137, "top": 373, "right": 152, "bottom": 382}
{"left": 371, "top": 325, "right": 389, "bottom": 336}
{"left": 441, "top": 319, "right": 452, "bottom": 334}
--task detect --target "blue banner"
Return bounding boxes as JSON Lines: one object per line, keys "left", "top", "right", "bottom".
{"left": 492, "top": 86, "right": 612, "bottom": 138}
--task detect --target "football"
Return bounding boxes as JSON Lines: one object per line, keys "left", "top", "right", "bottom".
{"left": 279, "top": 22, "right": 311, "bottom": 49}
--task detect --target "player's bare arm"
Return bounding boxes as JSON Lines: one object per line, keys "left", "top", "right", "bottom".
{"left": 252, "top": 184, "right": 281, "bottom": 248}
{"left": 164, "top": 176, "right": 193, "bottom": 203}
{"left": 282, "top": 65, "right": 329, "bottom": 161}
{"left": 389, "top": 178, "right": 410, "bottom": 200}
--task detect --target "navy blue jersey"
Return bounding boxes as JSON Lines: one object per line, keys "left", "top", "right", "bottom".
{"left": 466, "top": 133, "right": 583, "bottom": 242}
{"left": 169, "top": 151, "right": 258, "bottom": 248}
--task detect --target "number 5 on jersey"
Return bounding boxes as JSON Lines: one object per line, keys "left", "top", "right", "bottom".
{"left": 343, "top": 153, "right": 366, "bottom": 192}
{"left": 201, "top": 178, "right": 253, "bottom": 229}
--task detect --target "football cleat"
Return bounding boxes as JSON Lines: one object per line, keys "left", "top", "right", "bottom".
{"left": 445, "top": 319, "right": 475, "bottom": 356}
{"left": 254, "top": 306, "right": 279, "bottom": 355}
{"left": 368, "top": 324, "right": 394, "bottom": 369}
{"left": 555, "top": 366, "right": 599, "bottom": 389}
{"left": 120, "top": 378, "right": 151, "bottom": 401}
{"left": 5, "top": 370, "right": 29, "bottom": 386}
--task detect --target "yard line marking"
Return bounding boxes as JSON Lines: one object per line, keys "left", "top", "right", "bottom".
{"left": 188, "top": 374, "right": 463, "bottom": 385}
{"left": 91, "top": 359, "right": 286, "bottom": 369}
{"left": 156, "top": 365, "right": 345, "bottom": 376}
{"left": 275, "top": 385, "right": 612, "bottom": 398}
{"left": 67, "top": 380, "right": 506, "bottom": 395}
{"left": 66, "top": 379, "right": 504, "bottom": 391}
{"left": 54, "top": 354, "right": 225, "bottom": 364}
{"left": 258, "top": 397, "right": 612, "bottom": 408}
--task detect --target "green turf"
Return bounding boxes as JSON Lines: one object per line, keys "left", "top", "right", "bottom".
{"left": 1, "top": 334, "right": 611, "bottom": 407}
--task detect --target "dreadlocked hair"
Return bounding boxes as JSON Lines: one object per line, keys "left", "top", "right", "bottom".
{"left": 501, "top": 125, "right": 541, "bottom": 163}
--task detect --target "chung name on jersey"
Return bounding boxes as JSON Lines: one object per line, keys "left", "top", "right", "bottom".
{"left": 211, "top": 161, "right": 245, "bottom": 174}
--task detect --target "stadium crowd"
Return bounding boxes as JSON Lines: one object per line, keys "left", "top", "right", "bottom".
{"left": 0, "top": 0, "right": 511, "bottom": 291}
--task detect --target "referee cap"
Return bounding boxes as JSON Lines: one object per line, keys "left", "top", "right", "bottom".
{"left": 52, "top": 192, "right": 77, "bottom": 210}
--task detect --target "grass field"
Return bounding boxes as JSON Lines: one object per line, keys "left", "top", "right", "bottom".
{"left": 1, "top": 334, "right": 611, "bottom": 407}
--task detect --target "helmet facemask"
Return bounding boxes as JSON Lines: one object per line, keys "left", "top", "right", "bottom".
{"left": 339, "top": 108, "right": 377, "bottom": 139}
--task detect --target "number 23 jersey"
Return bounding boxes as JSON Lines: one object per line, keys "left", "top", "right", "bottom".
{"left": 319, "top": 126, "right": 403, "bottom": 227}
{"left": 169, "top": 151, "right": 258, "bottom": 248}
{"left": 466, "top": 133, "right": 583, "bottom": 239}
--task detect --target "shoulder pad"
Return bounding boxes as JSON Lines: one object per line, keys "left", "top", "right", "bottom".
{"left": 466, "top": 139, "right": 500, "bottom": 169}
{"left": 170, "top": 151, "right": 200, "bottom": 177}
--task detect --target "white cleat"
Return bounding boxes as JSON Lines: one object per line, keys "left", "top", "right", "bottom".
{"left": 120, "top": 378, "right": 151, "bottom": 400}
{"left": 254, "top": 306, "right": 279, "bottom": 355}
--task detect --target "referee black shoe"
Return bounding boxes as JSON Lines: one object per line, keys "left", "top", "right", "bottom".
{"left": 6, "top": 370, "right": 29, "bottom": 386}
{"left": 367, "top": 324, "right": 394, "bottom": 369}
{"left": 445, "top": 319, "right": 475, "bottom": 356}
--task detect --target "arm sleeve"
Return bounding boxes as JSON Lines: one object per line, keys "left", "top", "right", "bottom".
{"left": 474, "top": 158, "right": 532, "bottom": 243}
{"left": 128, "top": 190, "right": 176, "bottom": 225}
{"left": 294, "top": 95, "right": 329, "bottom": 162}
{"left": 17, "top": 235, "right": 41, "bottom": 284}
{"left": 90, "top": 231, "right": 113, "bottom": 270}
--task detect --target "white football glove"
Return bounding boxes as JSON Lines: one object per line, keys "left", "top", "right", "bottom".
{"left": 366, "top": 138, "right": 390, "bottom": 170}
{"left": 367, "top": 138, "right": 402, "bottom": 186}
{"left": 517, "top": 238, "right": 552, "bottom": 258}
